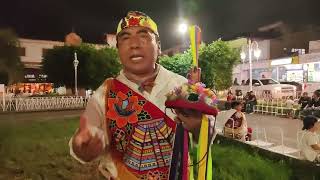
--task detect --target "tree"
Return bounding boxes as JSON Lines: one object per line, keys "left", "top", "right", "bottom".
{"left": 87, "top": 47, "right": 121, "bottom": 89}
{"left": 199, "top": 40, "right": 240, "bottom": 90}
{"left": 159, "top": 40, "right": 240, "bottom": 90}
{"left": 159, "top": 51, "right": 192, "bottom": 77}
{"left": 0, "top": 71, "right": 8, "bottom": 85}
{"left": 0, "top": 29, "right": 23, "bottom": 85}
{"left": 43, "top": 45, "right": 85, "bottom": 88}
{"left": 42, "top": 44, "right": 121, "bottom": 90}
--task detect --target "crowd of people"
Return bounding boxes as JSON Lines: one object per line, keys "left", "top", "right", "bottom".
{"left": 225, "top": 90, "right": 257, "bottom": 114}
{"left": 300, "top": 90, "right": 320, "bottom": 118}
{"left": 223, "top": 89, "right": 320, "bottom": 163}
{"left": 221, "top": 89, "right": 255, "bottom": 142}
{"left": 225, "top": 88, "right": 320, "bottom": 119}
{"left": 222, "top": 90, "right": 258, "bottom": 142}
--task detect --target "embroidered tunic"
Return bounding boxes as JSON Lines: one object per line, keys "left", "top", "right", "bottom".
{"left": 69, "top": 65, "right": 187, "bottom": 179}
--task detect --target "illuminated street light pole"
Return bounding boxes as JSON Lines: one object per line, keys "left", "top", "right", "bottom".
{"left": 73, "top": 52, "right": 79, "bottom": 96}
{"left": 178, "top": 23, "right": 188, "bottom": 34}
{"left": 240, "top": 39, "right": 261, "bottom": 91}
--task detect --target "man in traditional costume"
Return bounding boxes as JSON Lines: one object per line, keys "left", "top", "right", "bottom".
{"left": 69, "top": 11, "right": 208, "bottom": 179}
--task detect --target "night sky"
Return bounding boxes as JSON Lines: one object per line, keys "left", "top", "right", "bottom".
{"left": 1, "top": 0, "right": 319, "bottom": 49}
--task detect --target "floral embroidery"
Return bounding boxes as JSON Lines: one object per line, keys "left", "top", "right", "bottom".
{"left": 106, "top": 79, "right": 175, "bottom": 179}
{"left": 128, "top": 17, "right": 140, "bottom": 26}
{"left": 107, "top": 91, "right": 142, "bottom": 128}
{"left": 116, "top": 11, "right": 159, "bottom": 36}
{"left": 113, "top": 129, "right": 127, "bottom": 152}
{"left": 147, "top": 170, "right": 160, "bottom": 180}
{"left": 138, "top": 110, "right": 151, "bottom": 121}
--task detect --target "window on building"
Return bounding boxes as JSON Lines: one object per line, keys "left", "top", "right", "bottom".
{"left": 18, "top": 47, "right": 26, "bottom": 56}
{"left": 291, "top": 48, "right": 306, "bottom": 55}
{"left": 307, "top": 62, "right": 320, "bottom": 82}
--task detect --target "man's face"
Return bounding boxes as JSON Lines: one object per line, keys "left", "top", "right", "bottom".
{"left": 117, "top": 26, "right": 160, "bottom": 75}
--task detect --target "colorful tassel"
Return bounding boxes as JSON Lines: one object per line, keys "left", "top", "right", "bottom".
{"left": 182, "top": 129, "right": 189, "bottom": 180}
{"left": 197, "top": 115, "right": 209, "bottom": 180}
{"left": 189, "top": 25, "right": 201, "bottom": 67}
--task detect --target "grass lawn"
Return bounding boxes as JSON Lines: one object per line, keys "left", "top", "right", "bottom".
{"left": 0, "top": 115, "right": 292, "bottom": 180}
{"left": 211, "top": 145, "right": 291, "bottom": 180}
{"left": 0, "top": 116, "right": 102, "bottom": 180}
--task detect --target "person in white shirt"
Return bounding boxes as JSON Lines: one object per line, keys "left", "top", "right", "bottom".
{"left": 285, "top": 96, "right": 295, "bottom": 108}
{"left": 285, "top": 96, "right": 295, "bottom": 118}
{"left": 299, "top": 115, "right": 320, "bottom": 162}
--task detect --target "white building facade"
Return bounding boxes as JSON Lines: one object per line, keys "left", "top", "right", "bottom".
{"left": 13, "top": 37, "right": 106, "bottom": 95}
{"left": 233, "top": 40, "right": 320, "bottom": 94}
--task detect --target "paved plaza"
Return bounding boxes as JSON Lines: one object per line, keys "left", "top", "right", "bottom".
{"left": 0, "top": 110, "right": 302, "bottom": 150}
{"left": 246, "top": 114, "right": 303, "bottom": 149}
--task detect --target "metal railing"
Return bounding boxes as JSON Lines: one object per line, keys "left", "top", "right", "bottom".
{"left": 0, "top": 96, "right": 88, "bottom": 112}
{"left": 253, "top": 99, "right": 300, "bottom": 117}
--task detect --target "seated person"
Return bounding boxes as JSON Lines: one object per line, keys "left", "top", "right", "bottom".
{"left": 245, "top": 91, "right": 257, "bottom": 114}
{"left": 241, "top": 80, "right": 246, "bottom": 85}
{"left": 225, "top": 90, "right": 234, "bottom": 110}
{"left": 299, "top": 115, "right": 320, "bottom": 162}
{"left": 299, "top": 92, "right": 311, "bottom": 110}
{"left": 285, "top": 96, "right": 295, "bottom": 118}
{"left": 302, "top": 90, "right": 320, "bottom": 118}
{"left": 223, "top": 101, "right": 248, "bottom": 141}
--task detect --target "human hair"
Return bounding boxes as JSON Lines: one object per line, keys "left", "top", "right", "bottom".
{"left": 302, "top": 115, "right": 318, "bottom": 130}
{"left": 314, "top": 89, "right": 320, "bottom": 97}
{"left": 231, "top": 101, "right": 242, "bottom": 109}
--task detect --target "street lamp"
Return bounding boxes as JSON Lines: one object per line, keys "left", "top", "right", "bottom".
{"left": 177, "top": 21, "right": 189, "bottom": 52}
{"left": 240, "top": 39, "right": 261, "bottom": 91}
{"left": 178, "top": 23, "right": 188, "bottom": 34}
{"left": 73, "top": 52, "right": 79, "bottom": 96}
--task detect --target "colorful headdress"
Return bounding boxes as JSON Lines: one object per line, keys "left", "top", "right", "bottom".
{"left": 116, "top": 11, "right": 159, "bottom": 37}
{"left": 166, "top": 81, "right": 218, "bottom": 180}
{"left": 165, "top": 82, "right": 218, "bottom": 116}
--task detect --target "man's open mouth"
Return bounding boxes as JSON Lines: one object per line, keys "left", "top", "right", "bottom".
{"left": 130, "top": 55, "right": 144, "bottom": 61}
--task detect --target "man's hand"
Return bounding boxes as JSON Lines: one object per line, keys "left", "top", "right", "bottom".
{"left": 72, "top": 116, "right": 104, "bottom": 162}
{"left": 188, "top": 67, "right": 201, "bottom": 83}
